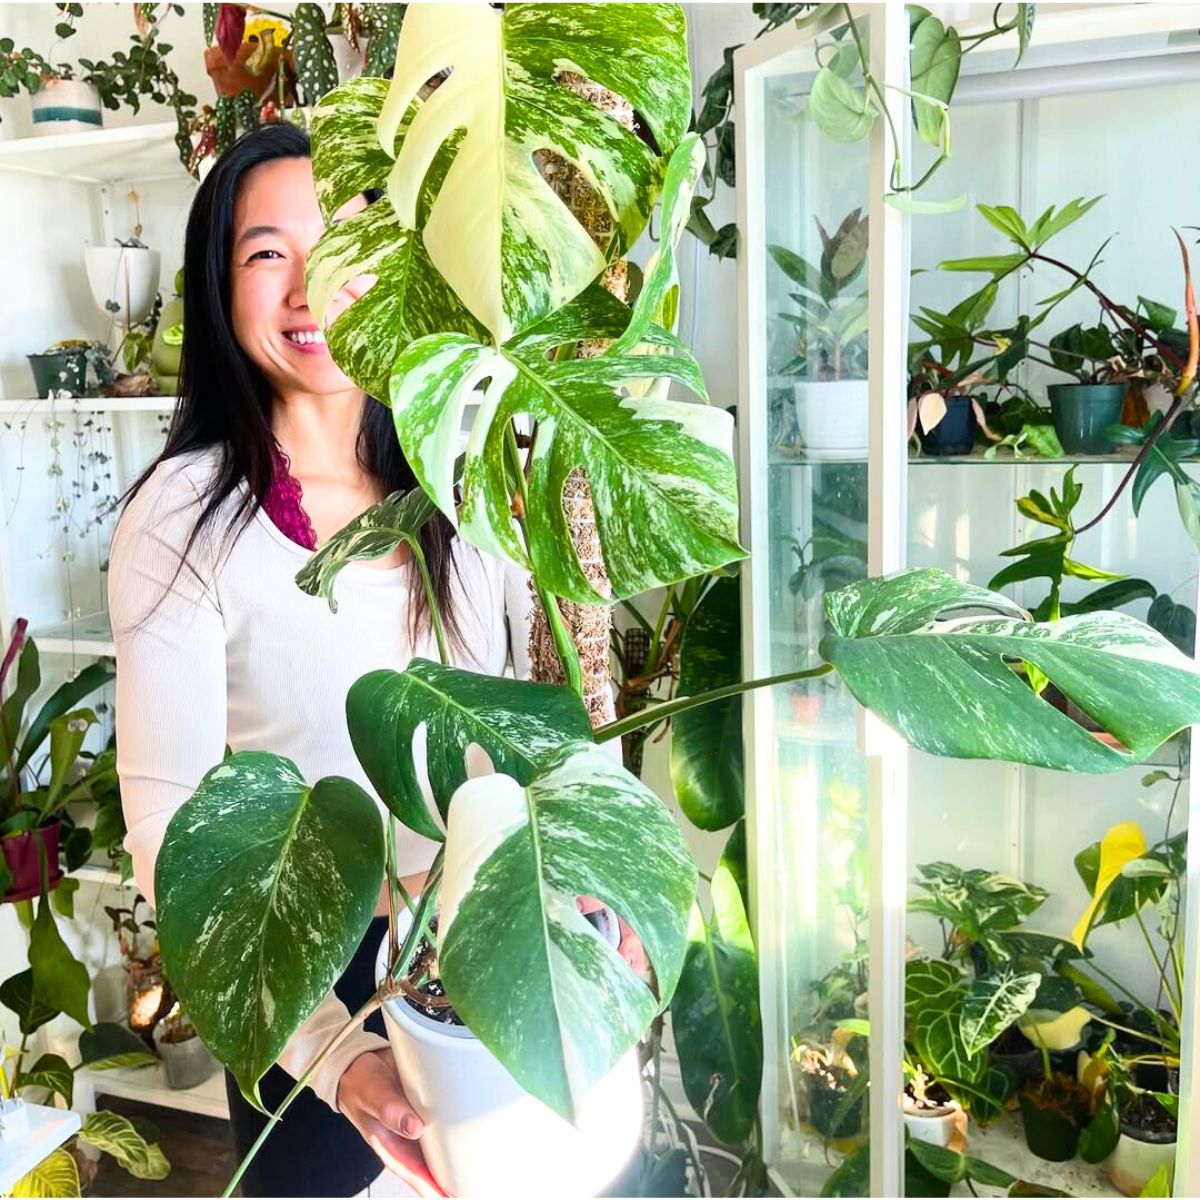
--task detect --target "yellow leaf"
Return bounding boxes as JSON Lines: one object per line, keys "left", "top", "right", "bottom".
{"left": 1072, "top": 821, "right": 1147, "bottom": 949}
{"left": 1019, "top": 1005, "right": 1092, "bottom": 1051}
{"left": 10, "top": 1147, "right": 81, "bottom": 1198}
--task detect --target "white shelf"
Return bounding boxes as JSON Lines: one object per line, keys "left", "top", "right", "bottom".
{"left": 0, "top": 396, "right": 176, "bottom": 415}
{"left": 33, "top": 611, "right": 114, "bottom": 658}
{"left": 74, "top": 861, "right": 130, "bottom": 889}
{"left": 0, "top": 1104, "right": 81, "bottom": 1194}
{"left": 0, "top": 122, "right": 187, "bottom": 185}
{"left": 77, "top": 1061, "right": 229, "bottom": 1121}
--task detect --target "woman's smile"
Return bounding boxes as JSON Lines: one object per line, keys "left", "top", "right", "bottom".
{"left": 281, "top": 324, "right": 329, "bottom": 355}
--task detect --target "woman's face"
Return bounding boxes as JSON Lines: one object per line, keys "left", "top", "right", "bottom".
{"left": 229, "top": 155, "right": 372, "bottom": 398}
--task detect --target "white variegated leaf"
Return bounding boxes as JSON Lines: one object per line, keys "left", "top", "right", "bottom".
{"left": 389, "top": 323, "right": 743, "bottom": 602}
{"left": 376, "top": 3, "right": 692, "bottom": 341}
{"left": 438, "top": 745, "right": 696, "bottom": 1122}
{"left": 959, "top": 968, "right": 1041, "bottom": 1056}
{"left": 822, "top": 569, "right": 1200, "bottom": 771}
{"left": 156, "top": 753, "right": 383, "bottom": 1107}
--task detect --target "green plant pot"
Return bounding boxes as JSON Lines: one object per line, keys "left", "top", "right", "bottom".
{"left": 27, "top": 351, "right": 86, "bottom": 399}
{"left": 1047, "top": 382, "right": 1126, "bottom": 454}
{"left": 1019, "top": 1093, "right": 1083, "bottom": 1162}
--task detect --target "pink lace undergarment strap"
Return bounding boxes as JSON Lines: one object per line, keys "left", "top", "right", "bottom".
{"left": 263, "top": 443, "right": 318, "bottom": 551}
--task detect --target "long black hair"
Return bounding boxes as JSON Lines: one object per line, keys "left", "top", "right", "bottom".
{"left": 124, "top": 122, "right": 460, "bottom": 645}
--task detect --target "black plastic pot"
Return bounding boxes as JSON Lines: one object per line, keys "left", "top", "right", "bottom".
{"left": 989, "top": 1027, "right": 1041, "bottom": 1085}
{"left": 1047, "top": 382, "right": 1126, "bottom": 454}
{"left": 1020, "top": 1093, "right": 1085, "bottom": 1162}
{"left": 918, "top": 393, "right": 977, "bottom": 456}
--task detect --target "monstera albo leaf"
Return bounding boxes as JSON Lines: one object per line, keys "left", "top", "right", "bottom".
{"left": 437, "top": 743, "right": 696, "bottom": 1122}
{"left": 375, "top": 2, "right": 692, "bottom": 341}
{"left": 157, "top": 753, "right": 384, "bottom": 1107}
{"left": 821, "top": 569, "right": 1200, "bottom": 772}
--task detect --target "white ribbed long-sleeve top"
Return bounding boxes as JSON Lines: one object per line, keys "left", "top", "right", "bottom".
{"left": 108, "top": 447, "right": 532, "bottom": 1109}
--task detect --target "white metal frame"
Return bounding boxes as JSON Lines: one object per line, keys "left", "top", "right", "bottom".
{"left": 737, "top": 4, "right": 1200, "bottom": 1195}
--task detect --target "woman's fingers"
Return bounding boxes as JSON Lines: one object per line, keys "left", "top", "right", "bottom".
{"left": 361, "top": 1119, "right": 447, "bottom": 1198}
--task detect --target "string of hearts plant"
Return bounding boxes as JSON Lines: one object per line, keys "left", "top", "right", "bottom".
{"left": 149, "top": 6, "right": 1200, "bottom": 1195}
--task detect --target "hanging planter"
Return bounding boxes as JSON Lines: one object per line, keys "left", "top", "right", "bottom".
{"left": 2, "top": 823, "right": 63, "bottom": 904}
{"left": 84, "top": 242, "right": 162, "bottom": 329}
{"left": 30, "top": 78, "right": 102, "bottom": 135}
{"left": 375, "top": 912, "right": 643, "bottom": 1199}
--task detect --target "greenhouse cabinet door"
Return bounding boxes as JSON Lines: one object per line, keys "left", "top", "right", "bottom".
{"left": 736, "top": 5, "right": 910, "bottom": 1195}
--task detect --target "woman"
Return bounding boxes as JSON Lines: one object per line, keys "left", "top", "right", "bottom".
{"left": 109, "top": 123, "right": 528, "bottom": 1198}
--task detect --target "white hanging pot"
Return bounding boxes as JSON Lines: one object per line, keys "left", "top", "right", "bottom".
{"left": 30, "top": 79, "right": 102, "bottom": 135}
{"left": 792, "top": 379, "right": 869, "bottom": 458}
{"left": 84, "top": 245, "right": 161, "bottom": 328}
{"left": 326, "top": 31, "right": 367, "bottom": 83}
{"left": 375, "top": 912, "right": 644, "bottom": 1199}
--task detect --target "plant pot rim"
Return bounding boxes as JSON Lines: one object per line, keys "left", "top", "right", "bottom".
{"left": 376, "top": 930, "right": 478, "bottom": 1046}
{"left": 902, "top": 1092, "right": 961, "bottom": 1120}
{"left": 1047, "top": 380, "right": 1129, "bottom": 394}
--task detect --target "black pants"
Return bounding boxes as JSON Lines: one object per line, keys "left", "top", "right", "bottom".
{"left": 225, "top": 917, "right": 389, "bottom": 1198}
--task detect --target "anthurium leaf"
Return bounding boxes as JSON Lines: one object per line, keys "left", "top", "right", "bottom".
{"left": 809, "top": 65, "right": 875, "bottom": 143}
{"left": 670, "top": 824, "right": 761, "bottom": 1145}
{"left": 388, "top": 330, "right": 744, "bottom": 602}
{"left": 19, "top": 659, "right": 112, "bottom": 772}
{"left": 670, "top": 574, "right": 743, "bottom": 831}
{"left": 376, "top": 2, "right": 690, "bottom": 342}
{"left": 0, "top": 970, "right": 59, "bottom": 1036}
{"left": 156, "top": 752, "right": 383, "bottom": 1108}
{"left": 79, "top": 1021, "right": 159, "bottom": 1072}
{"left": 14, "top": 1052, "right": 73, "bottom": 1106}
{"left": 1073, "top": 821, "right": 1148, "bottom": 948}
{"left": 821, "top": 1143, "right": 870, "bottom": 1197}
{"left": 295, "top": 488, "right": 436, "bottom": 613}
{"left": 438, "top": 745, "right": 696, "bottom": 1123}
{"left": 938, "top": 252, "right": 1027, "bottom": 275}
{"left": 307, "top": 77, "right": 487, "bottom": 402}
{"left": 821, "top": 568, "right": 1200, "bottom": 773}
{"left": 10, "top": 1146, "right": 80, "bottom": 1198}
{"left": 29, "top": 892, "right": 90, "bottom": 1028}
{"left": 912, "top": 999, "right": 988, "bottom": 1105}
{"left": 78, "top": 1110, "right": 170, "bottom": 1180}
{"left": 905, "top": 959, "right": 963, "bottom": 1016}
{"left": 907, "top": 1138, "right": 1017, "bottom": 1189}
{"left": 959, "top": 968, "right": 1041, "bottom": 1056}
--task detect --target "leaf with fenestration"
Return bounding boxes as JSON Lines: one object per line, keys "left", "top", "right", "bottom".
{"left": 438, "top": 745, "right": 696, "bottom": 1122}
{"left": 295, "top": 488, "right": 436, "bottom": 612}
{"left": 345, "top": 661, "right": 594, "bottom": 841}
{"left": 959, "top": 968, "right": 1040, "bottom": 1056}
{"left": 375, "top": 2, "right": 691, "bottom": 341}
{"left": 78, "top": 1110, "right": 170, "bottom": 1180}
{"left": 9, "top": 1147, "right": 80, "bottom": 1199}
{"left": 388, "top": 324, "right": 743, "bottom": 602}
{"left": 821, "top": 569, "right": 1200, "bottom": 772}
{"left": 671, "top": 574, "right": 744, "bottom": 831}
{"left": 670, "top": 824, "right": 761, "bottom": 1145}
{"left": 157, "top": 752, "right": 383, "bottom": 1107}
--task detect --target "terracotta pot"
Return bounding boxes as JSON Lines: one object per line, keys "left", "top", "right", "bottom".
{"left": 2, "top": 824, "right": 63, "bottom": 903}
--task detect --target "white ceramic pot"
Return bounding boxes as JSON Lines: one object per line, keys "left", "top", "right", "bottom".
{"left": 792, "top": 379, "right": 869, "bottom": 457}
{"left": 901, "top": 1093, "right": 967, "bottom": 1151}
{"left": 30, "top": 79, "right": 103, "bottom": 135}
{"left": 0, "top": 1098, "right": 30, "bottom": 1143}
{"left": 84, "top": 245, "right": 161, "bottom": 328}
{"left": 327, "top": 31, "right": 368, "bottom": 83}
{"left": 375, "top": 918, "right": 644, "bottom": 1199}
{"left": 1104, "top": 1131, "right": 1176, "bottom": 1196}
{"left": 92, "top": 963, "right": 130, "bottom": 1025}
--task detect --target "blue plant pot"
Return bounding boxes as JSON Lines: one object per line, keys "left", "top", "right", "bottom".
{"left": 918, "top": 393, "right": 977, "bottom": 456}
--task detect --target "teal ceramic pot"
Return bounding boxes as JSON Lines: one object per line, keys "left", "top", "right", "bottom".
{"left": 1047, "top": 382, "right": 1127, "bottom": 454}
{"left": 27, "top": 351, "right": 87, "bottom": 399}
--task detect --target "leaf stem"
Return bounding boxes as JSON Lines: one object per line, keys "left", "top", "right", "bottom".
{"left": 595, "top": 663, "right": 834, "bottom": 743}
{"left": 407, "top": 539, "right": 449, "bottom": 666}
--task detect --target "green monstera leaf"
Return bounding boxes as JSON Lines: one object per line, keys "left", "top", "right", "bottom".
{"left": 345, "top": 661, "right": 595, "bottom": 843}
{"left": 388, "top": 311, "right": 742, "bottom": 602}
{"left": 671, "top": 573, "right": 744, "bottom": 831}
{"left": 375, "top": 2, "right": 691, "bottom": 341}
{"left": 670, "top": 823, "right": 761, "bottom": 1145}
{"left": 821, "top": 569, "right": 1200, "bottom": 772}
{"left": 307, "top": 76, "right": 488, "bottom": 402}
{"left": 437, "top": 744, "right": 696, "bottom": 1122}
{"left": 157, "top": 753, "right": 384, "bottom": 1107}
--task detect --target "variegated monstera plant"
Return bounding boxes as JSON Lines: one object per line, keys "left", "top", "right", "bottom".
{"left": 154, "top": 3, "right": 1200, "bottom": 1190}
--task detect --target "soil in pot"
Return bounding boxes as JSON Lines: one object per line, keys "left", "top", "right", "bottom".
{"left": 1019, "top": 1073, "right": 1092, "bottom": 1162}
{"left": 398, "top": 928, "right": 466, "bottom": 1027}
{"left": 902, "top": 1081, "right": 968, "bottom": 1152}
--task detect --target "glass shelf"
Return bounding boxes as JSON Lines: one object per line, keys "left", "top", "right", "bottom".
{"left": 768, "top": 450, "right": 1197, "bottom": 468}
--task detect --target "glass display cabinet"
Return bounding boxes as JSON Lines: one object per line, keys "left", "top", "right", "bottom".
{"left": 736, "top": 5, "right": 1200, "bottom": 1195}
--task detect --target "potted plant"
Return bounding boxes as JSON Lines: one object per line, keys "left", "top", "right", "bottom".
{"left": 85, "top": 236, "right": 162, "bottom": 333}
{"left": 26, "top": 339, "right": 113, "bottom": 400}
{"left": 147, "top": 6, "right": 1200, "bottom": 1197}
{"left": 1, "top": 620, "right": 113, "bottom": 903}
{"left": 1044, "top": 322, "right": 1135, "bottom": 454}
{"left": 151, "top": 269, "right": 185, "bottom": 395}
{"left": 768, "top": 209, "right": 870, "bottom": 457}
{"left": 153, "top": 1005, "right": 219, "bottom": 1091}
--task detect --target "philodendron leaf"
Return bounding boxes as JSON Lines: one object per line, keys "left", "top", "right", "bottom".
{"left": 307, "top": 76, "right": 488, "bottom": 401}
{"left": 1017, "top": 975, "right": 1090, "bottom": 1050}
{"left": 670, "top": 824, "right": 762, "bottom": 1145}
{"left": 0, "top": 970, "right": 58, "bottom": 1036}
{"left": 79, "top": 1022, "right": 159, "bottom": 1072}
{"left": 671, "top": 573, "right": 744, "bottom": 831}
{"left": 78, "top": 1110, "right": 170, "bottom": 1180}
{"left": 10, "top": 1147, "right": 80, "bottom": 1199}
{"left": 157, "top": 752, "right": 383, "bottom": 1107}
{"left": 959, "top": 968, "right": 1041, "bottom": 1056}
{"left": 438, "top": 745, "right": 696, "bottom": 1123}
{"left": 14, "top": 1051, "right": 73, "bottom": 1106}
{"left": 388, "top": 321, "right": 743, "bottom": 602}
{"left": 1072, "top": 821, "right": 1148, "bottom": 948}
{"left": 808, "top": 66, "right": 875, "bottom": 143}
{"left": 909, "top": 15, "right": 961, "bottom": 147}
{"left": 376, "top": 2, "right": 691, "bottom": 341}
{"left": 29, "top": 892, "right": 90, "bottom": 1028}
{"left": 346, "top": 661, "right": 595, "bottom": 842}
{"left": 295, "top": 488, "right": 436, "bottom": 612}
{"left": 821, "top": 568, "right": 1200, "bottom": 772}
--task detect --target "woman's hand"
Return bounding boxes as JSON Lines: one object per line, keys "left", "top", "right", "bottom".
{"left": 337, "top": 1048, "right": 447, "bottom": 1198}
{"left": 577, "top": 897, "right": 648, "bottom": 977}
